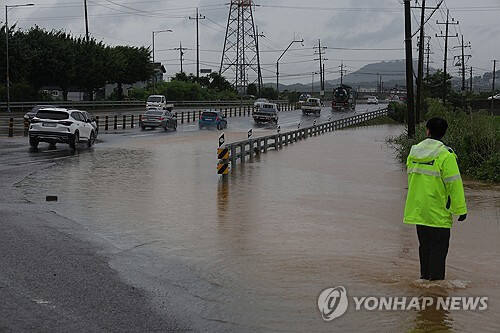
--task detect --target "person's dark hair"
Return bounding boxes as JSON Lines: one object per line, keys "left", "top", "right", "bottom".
{"left": 426, "top": 117, "right": 448, "bottom": 139}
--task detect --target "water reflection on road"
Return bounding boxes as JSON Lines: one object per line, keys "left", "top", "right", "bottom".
{"left": 14, "top": 123, "right": 500, "bottom": 332}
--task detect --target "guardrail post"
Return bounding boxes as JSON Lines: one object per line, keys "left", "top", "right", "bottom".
{"left": 24, "top": 119, "right": 29, "bottom": 136}
{"left": 131, "top": 115, "right": 134, "bottom": 128}
{"left": 239, "top": 107, "right": 241, "bottom": 117}
{"left": 181, "top": 112, "right": 184, "bottom": 124}
{"left": 122, "top": 115, "right": 126, "bottom": 129}
{"left": 230, "top": 145, "right": 237, "bottom": 165}
{"left": 113, "top": 115, "right": 118, "bottom": 130}
{"left": 249, "top": 140, "right": 254, "bottom": 161}
{"left": 105, "top": 116, "right": 109, "bottom": 131}
{"left": 240, "top": 143, "right": 245, "bottom": 163}
{"left": 8, "top": 118, "right": 14, "bottom": 137}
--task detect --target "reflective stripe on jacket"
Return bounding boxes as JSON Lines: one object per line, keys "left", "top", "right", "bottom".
{"left": 404, "top": 138, "right": 467, "bottom": 228}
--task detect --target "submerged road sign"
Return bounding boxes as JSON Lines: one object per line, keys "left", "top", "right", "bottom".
{"left": 217, "top": 147, "right": 229, "bottom": 160}
{"left": 218, "top": 132, "right": 225, "bottom": 147}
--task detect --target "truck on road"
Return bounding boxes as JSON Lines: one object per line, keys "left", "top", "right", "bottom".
{"left": 301, "top": 98, "right": 322, "bottom": 116}
{"left": 332, "top": 85, "right": 356, "bottom": 111}
{"left": 147, "top": 95, "right": 174, "bottom": 111}
{"left": 253, "top": 102, "right": 279, "bottom": 124}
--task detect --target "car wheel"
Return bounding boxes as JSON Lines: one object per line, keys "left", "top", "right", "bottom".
{"left": 87, "top": 131, "right": 95, "bottom": 147}
{"left": 29, "top": 137, "right": 39, "bottom": 149}
{"left": 70, "top": 131, "right": 79, "bottom": 150}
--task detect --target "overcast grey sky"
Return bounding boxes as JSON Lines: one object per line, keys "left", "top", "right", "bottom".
{"left": 3, "top": 0, "right": 500, "bottom": 84}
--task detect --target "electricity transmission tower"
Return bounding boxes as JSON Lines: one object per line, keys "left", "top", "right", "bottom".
{"left": 219, "top": 0, "right": 262, "bottom": 94}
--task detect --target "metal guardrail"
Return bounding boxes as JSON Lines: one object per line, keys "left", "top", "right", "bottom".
{"left": 0, "top": 100, "right": 290, "bottom": 112}
{"left": 225, "top": 108, "right": 388, "bottom": 168}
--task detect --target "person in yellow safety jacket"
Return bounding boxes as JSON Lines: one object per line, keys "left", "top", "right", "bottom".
{"left": 404, "top": 117, "right": 467, "bottom": 281}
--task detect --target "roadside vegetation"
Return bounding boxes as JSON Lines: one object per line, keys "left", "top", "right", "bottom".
{"left": 0, "top": 26, "right": 152, "bottom": 101}
{"left": 388, "top": 98, "right": 500, "bottom": 183}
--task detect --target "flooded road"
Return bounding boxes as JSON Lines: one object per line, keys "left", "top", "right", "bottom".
{"left": 2, "top": 116, "right": 499, "bottom": 331}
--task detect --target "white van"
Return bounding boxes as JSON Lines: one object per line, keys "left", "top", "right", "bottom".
{"left": 146, "top": 95, "right": 174, "bottom": 111}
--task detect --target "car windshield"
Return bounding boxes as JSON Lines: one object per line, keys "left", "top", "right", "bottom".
{"left": 145, "top": 111, "right": 163, "bottom": 116}
{"left": 147, "top": 97, "right": 162, "bottom": 103}
{"left": 202, "top": 112, "right": 217, "bottom": 117}
{"left": 36, "top": 110, "right": 69, "bottom": 120}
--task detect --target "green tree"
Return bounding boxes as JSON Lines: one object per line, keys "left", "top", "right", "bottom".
{"left": 247, "top": 83, "right": 257, "bottom": 96}
{"left": 108, "top": 46, "right": 153, "bottom": 100}
{"left": 423, "top": 70, "right": 452, "bottom": 100}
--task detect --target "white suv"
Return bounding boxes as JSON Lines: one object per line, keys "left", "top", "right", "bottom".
{"left": 29, "top": 108, "right": 96, "bottom": 149}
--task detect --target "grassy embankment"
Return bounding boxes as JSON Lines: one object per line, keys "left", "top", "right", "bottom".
{"left": 384, "top": 99, "right": 499, "bottom": 183}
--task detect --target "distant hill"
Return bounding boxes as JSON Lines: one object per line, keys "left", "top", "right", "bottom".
{"left": 269, "top": 60, "right": 434, "bottom": 92}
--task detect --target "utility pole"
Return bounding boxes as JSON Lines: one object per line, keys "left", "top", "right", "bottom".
{"left": 174, "top": 42, "right": 188, "bottom": 73}
{"left": 255, "top": 25, "right": 265, "bottom": 96}
{"left": 189, "top": 8, "right": 205, "bottom": 79}
{"left": 404, "top": 0, "right": 415, "bottom": 138}
{"left": 83, "top": 0, "right": 90, "bottom": 42}
{"left": 314, "top": 39, "right": 327, "bottom": 96}
{"left": 413, "top": 0, "right": 439, "bottom": 123}
{"left": 469, "top": 66, "right": 473, "bottom": 92}
{"left": 453, "top": 35, "right": 471, "bottom": 92}
{"left": 339, "top": 62, "right": 346, "bottom": 85}
{"left": 436, "top": 9, "right": 459, "bottom": 105}
{"left": 492, "top": 60, "right": 497, "bottom": 114}
{"left": 453, "top": 35, "right": 471, "bottom": 112}
{"left": 425, "top": 37, "right": 433, "bottom": 77}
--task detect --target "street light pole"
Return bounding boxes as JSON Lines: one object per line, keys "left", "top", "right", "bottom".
{"left": 5, "top": 6, "right": 10, "bottom": 113}
{"left": 276, "top": 39, "right": 304, "bottom": 95}
{"left": 5, "top": 3, "right": 34, "bottom": 113}
{"left": 151, "top": 29, "right": 173, "bottom": 94}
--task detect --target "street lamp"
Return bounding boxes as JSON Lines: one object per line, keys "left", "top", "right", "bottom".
{"left": 152, "top": 29, "right": 173, "bottom": 94}
{"left": 5, "top": 3, "right": 34, "bottom": 112}
{"left": 276, "top": 39, "right": 304, "bottom": 95}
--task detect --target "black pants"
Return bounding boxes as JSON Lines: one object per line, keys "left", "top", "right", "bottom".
{"left": 416, "top": 225, "right": 450, "bottom": 280}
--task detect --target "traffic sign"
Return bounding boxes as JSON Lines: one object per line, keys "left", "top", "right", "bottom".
{"left": 248, "top": 128, "right": 253, "bottom": 139}
{"left": 218, "top": 132, "right": 225, "bottom": 147}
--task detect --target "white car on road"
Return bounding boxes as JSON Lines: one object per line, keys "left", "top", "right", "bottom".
{"left": 254, "top": 98, "right": 269, "bottom": 109}
{"left": 29, "top": 108, "right": 96, "bottom": 150}
{"left": 367, "top": 96, "right": 379, "bottom": 105}
{"left": 487, "top": 93, "right": 500, "bottom": 100}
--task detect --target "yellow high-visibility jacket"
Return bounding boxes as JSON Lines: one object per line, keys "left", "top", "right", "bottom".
{"left": 404, "top": 138, "right": 467, "bottom": 228}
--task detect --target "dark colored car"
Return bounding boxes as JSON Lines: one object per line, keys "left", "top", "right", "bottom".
{"left": 139, "top": 109, "right": 177, "bottom": 131}
{"left": 24, "top": 105, "right": 56, "bottom": 121}
{"left": 199, "top": 110, "right": 227, "bottom": 130}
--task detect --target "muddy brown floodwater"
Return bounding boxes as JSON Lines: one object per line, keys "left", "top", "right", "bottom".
{"left": 16, "top": 124, "right": 500, "bottom": 332}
